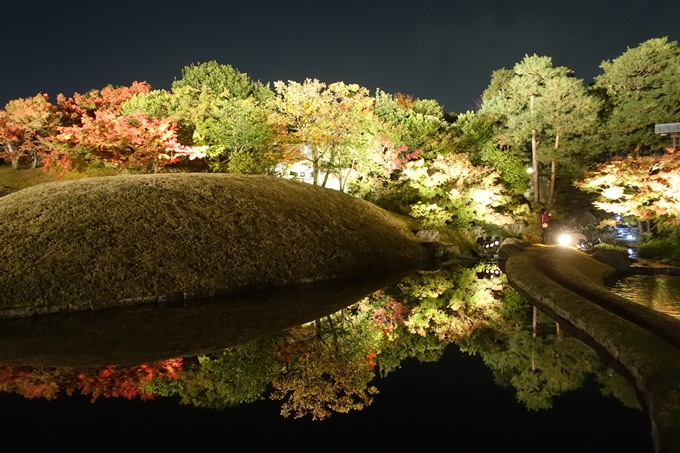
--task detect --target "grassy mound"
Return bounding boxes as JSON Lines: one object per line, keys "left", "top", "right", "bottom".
{"left": 0, "top": 174, "right": 427, "bottom": 314}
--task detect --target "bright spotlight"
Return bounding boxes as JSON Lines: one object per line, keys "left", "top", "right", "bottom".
{"left": 526, "top": 167, "right": 534, "bottom": 174}
{"left": 626, "top": 234, "right": 634, "bottom": 240}
{"left": 558, "top": 234, "right": 572, "bottom": 246}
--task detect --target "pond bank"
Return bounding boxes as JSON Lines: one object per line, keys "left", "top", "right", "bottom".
{"left": 505, "top": 246, "right": 680, "bottom": 453}
{"left": 0, "top": 174, "right": 431, "bottom": 318}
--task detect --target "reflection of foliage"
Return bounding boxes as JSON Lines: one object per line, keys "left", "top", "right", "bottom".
{"left": 595, "top": 367, "right": 641, "bottom": 410}
{"left": 144, "top": 340, "right": 280, "bottom": 410}
{"left": 0, "top": 359, "right": 182, "bottom": 402}
{"left": 399, "top": 266, "right": 506, "bottom": 341}
{"left": 2, "top": 273, "right": 640, "bottom": 419}
{"left": 462, "top": 294, "right": 640, "bottom": 411}
{"left": 482, "top": 329, "right": 599, "bottom": 410}
{"left": 270, "top": 320, "right": 379, "bottom": 420}
{"left": 375, "top": 328, "right": 446, "bottom": 377}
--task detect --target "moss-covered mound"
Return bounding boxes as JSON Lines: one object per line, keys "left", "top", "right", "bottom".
{"left": 0, "top": 174, "right": 427, "bottom": 315}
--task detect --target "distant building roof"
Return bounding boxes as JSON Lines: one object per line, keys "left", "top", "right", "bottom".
{"left": 655, "top": 123, "right": 680, "bottom": 135}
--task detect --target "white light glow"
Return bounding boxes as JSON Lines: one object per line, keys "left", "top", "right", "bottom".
{"left": 558, "top": 234, "right": 572, "bottom": 246}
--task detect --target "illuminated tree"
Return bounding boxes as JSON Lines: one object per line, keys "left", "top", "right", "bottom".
{"left": 0, "top": 94, "right": 60, "bottom": 169}
{"left": 401, "top": 153, "right": 513, "bottom": 228}
{"left": 538, "top": 75, "right": 600, "bottom": 203}
{"left": 451, "top": 111, "right": 528, "bottom": 195}
{"left": 593, "top": 37, "right": 680, "bottom": 156}
{"left": 575, "top": 154, "right": 680, "bottom": 222}
{"left": 167, "top": 62, "right": 275, "bottom": 172}
{"left": 401, "top": 266, "right": 506, "bottom": 342}
{"left": 171, "top": 61, "right": 272, "bottom": 102}
{"left": 481, "top": 55, "right": 571, "bottom": 203}
{"left": 373, "top": 89, "right": 452, "bottom": 160}
{"left": 268, "top": 79, "right": 374, "bottom": 187}
{"left": 48, "top": 82, "right": 203, "bottom": 173}
{"left": 56, "top": 81, "right": 151, "bottom": 125}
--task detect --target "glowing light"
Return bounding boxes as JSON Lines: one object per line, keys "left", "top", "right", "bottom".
{"left": 627, "top": 234, "right": 634, "bottom": 240}
{"left": 558, "top": 234, "right": 572, "bottom": 246}
{"left": 628, "top": 248, "right": 634, "bottom": 255}
{"left": 526, "top": 167, "right": 534, "bottom": 174}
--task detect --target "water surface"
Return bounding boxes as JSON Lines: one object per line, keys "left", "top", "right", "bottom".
{"left": 610, "top": 274, "right": 680, "bottom": 319}
{"left": 0, "top": 264, "right": 654, "bottom": 451}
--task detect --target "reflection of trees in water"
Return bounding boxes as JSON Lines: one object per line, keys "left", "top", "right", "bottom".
{"left": 0, "top": 360, "right": 182, "bottom": 401}
{"left": 0, "top": 265, "right": 640, "bottom": 417}
{"left": 461, "top": 292, "right": 640, "bottom": 411}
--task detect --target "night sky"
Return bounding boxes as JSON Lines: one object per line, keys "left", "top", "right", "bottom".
{"left": 3, "top": 0, "right": 680, "bottom": 113}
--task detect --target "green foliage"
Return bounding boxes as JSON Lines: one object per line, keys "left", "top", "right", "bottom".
{"left": 592, "top": 242, "right": 629, "bottom": 254}
{"left": 595, "top": 367, "right": 641, "bottom": 410}
{"left": 453, "top": 111, "right": 528, "bottom": 194}
{"left": 467, "top": 304, "right": 627, "bottom": 411}
{"left": 373, "top": 89, "right": 451, "bottom": 159}
{"left": 145, "top": 340, "right": 281, "bottom": 409}
{"left": 172, "top": 61, "right": 273, "bottom": 102}
{"left": 638, "top": 225, "right": 680, "bottom": 261}
{"left": 594, "top": 37, "right": 680, "bottom": 153}
{"left": 481, "top": 55, "right": 599, "bottom": 202}
{"left": 399, "top": 266, "right": 506, "bottom": 342}
{"left": 575, "top": 154, "right": 680, "bottom": 222}
{"left": 401, "top": 153, "right": 513, "bottom": 228}
{"left": 120, "top": 90, "right": 174, "bottom": 119}
{"left": 194, "top": 97, "right": 274, "bottom": 173}
{"left": 481, "top": 68, "right": 514, "bottom": 103}
{"left": 376, "top": 328, "right": 446, "bottom": 377}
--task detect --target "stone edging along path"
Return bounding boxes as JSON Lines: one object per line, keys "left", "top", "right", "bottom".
{"left": 505, "top": 246, "right": 680, "bottom": 453}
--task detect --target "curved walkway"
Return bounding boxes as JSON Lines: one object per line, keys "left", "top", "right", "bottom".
{"left": 506, "top": 246, "right": 680, "bottom": 453}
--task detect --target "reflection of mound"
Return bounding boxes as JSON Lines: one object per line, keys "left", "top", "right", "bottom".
{"left": 0, "top": 266, "right": 417, "bottom": 368}
{"left": 0, "top": 174, "right": 427, "bottom": 314}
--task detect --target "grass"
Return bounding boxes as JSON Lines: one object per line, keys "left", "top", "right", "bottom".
{"left": 638, "top": 231, "right": 680, "bottom": 262}
{"left": 593, "top": 242, "right": 629, "bottom": 254}
{"left": 0, "top": 173, "right": 427, "bottom": 313}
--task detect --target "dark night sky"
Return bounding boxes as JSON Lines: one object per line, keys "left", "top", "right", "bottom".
{"left": 3, "top": 0, "right": 680, "bottom": 113}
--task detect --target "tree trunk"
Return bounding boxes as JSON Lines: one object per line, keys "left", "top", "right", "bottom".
{"left": 315, "top": 318, "right": 322, "bottom": 337}
{"left": 326, "top": 315, "right": 338, "bottom": 349}
{"left": 5, "top": 143, "right": 19, "bottom": 170}
{"left": 312, "top": 156, "right": 320, "bottom": 186}
{"left": 633, "top": 144, "right": 641, "bottom": 158}
{"left": 530, "top": 95, "right": 539, "bottom": 204}
{"left": 532, "top": 306, "right": 537, "bottom": 338}
{"left": 549, "top": 129, "right": 559, "bottom": 204}
{"left": 549, "top": 158, "right": 556, "bottom": 204}
{"left": 339, "top": 162, "right": 355, "bottom": 192}
{"left": 556, "top": 322, "right": 562, "bottom": 341}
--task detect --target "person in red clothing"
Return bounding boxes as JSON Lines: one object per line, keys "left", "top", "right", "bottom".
{"left": 539, "top": 209, "right": 552, "bottom": 244}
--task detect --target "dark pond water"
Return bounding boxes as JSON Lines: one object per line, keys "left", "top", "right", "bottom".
{"left": 610, "top": 274, "right": 680, "bottom": 319}
{"left": 0, "top": 264, "right": 654, "bottom": 452}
